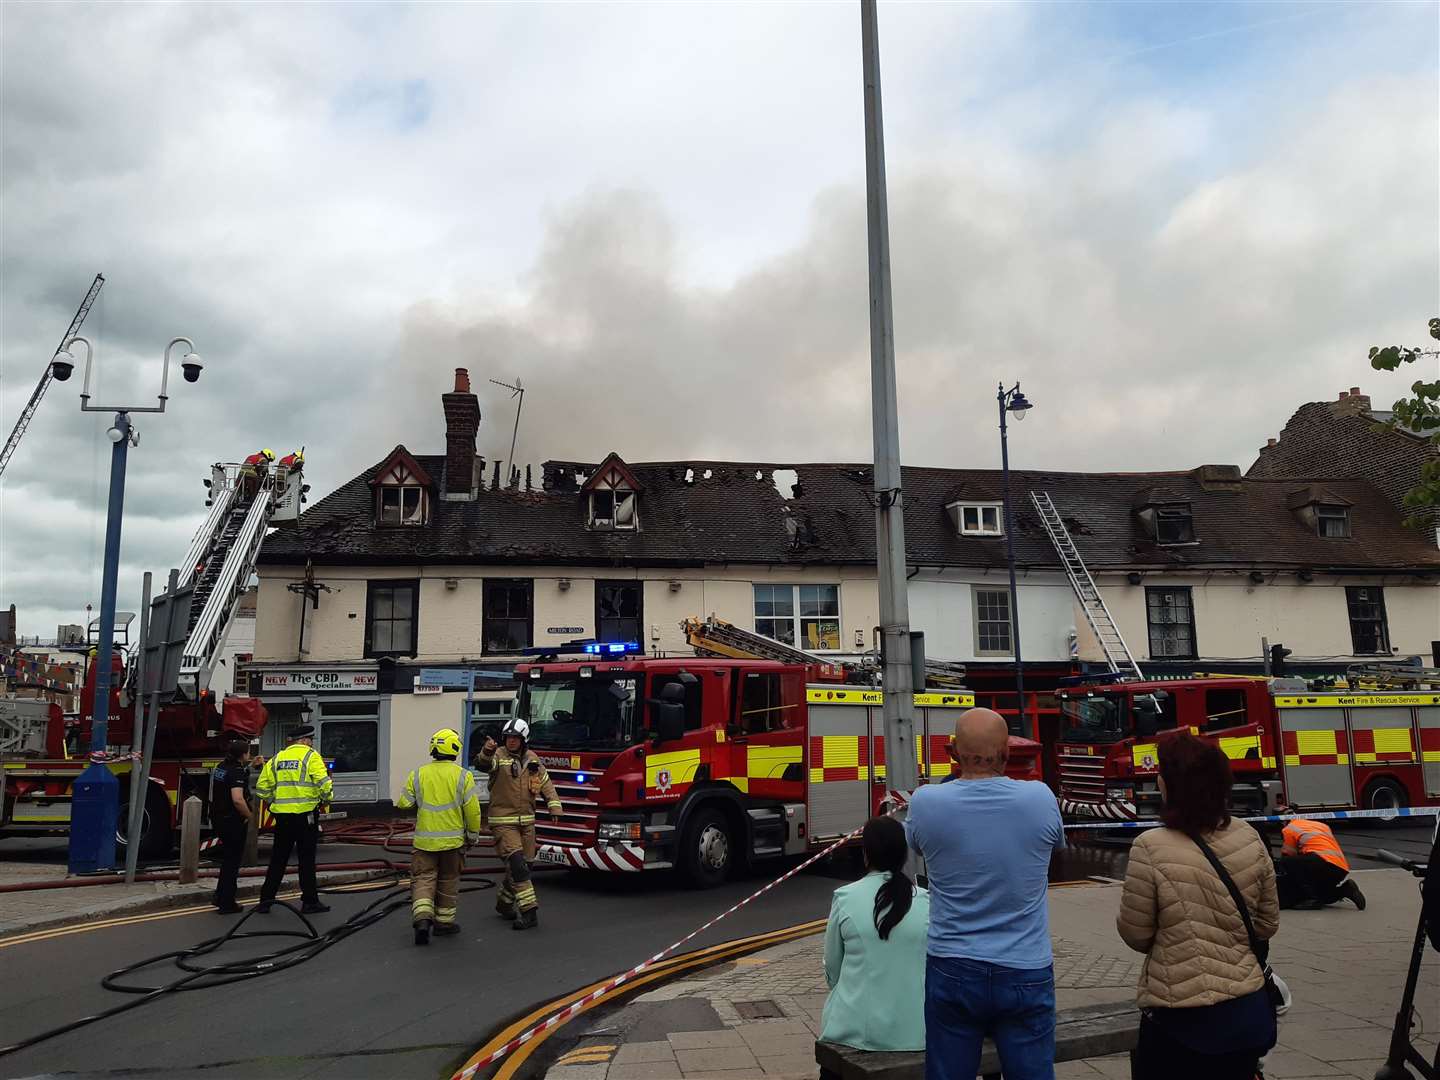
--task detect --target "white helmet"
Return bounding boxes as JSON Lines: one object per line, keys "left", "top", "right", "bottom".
{"left": 501, "top": 718, "right": 531, "bottom": 742}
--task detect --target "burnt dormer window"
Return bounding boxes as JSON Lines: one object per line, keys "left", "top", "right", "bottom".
{"left": 582, "top": 453, "right": 642, "bottom": 531}
{"left": 1317, "top": 504, "right": 1351, "bottom": 538}
{"left": 370, "top": 446, "right": 433, "bottom": 527}
{"left": 1155, "top": 505, "right": 1195, "bottom": 545}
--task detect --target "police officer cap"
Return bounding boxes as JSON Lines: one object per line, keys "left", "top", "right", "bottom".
{"left": 291, "top": 724, "right": 317, "bottom": 739}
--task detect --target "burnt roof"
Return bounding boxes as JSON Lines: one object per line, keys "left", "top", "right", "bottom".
{"left": 258, "top": 454, "right": 1440, "bottom": 573}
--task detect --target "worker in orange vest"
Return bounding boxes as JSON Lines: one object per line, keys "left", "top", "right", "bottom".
{"left": 239, "top": 448, "right": 274, "bottom": 499}
{"left": 1276, "top": 818, "right": 1365, "bottom": 910}
{"left": 278, "top": 449, "right": 304, "bottom": 473}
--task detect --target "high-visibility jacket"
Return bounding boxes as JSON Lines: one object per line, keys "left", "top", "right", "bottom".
{"left": 395, "top": 759, "right": 482, "bottom": 852}
{"left": 1282, "top": 818, "right": 1349, "bottom": 871}
{"left": 254, "top": 742, "right": 333, "bottom": 815}
{"left": 476, "top": 747, "right": 561, "bottom": 826}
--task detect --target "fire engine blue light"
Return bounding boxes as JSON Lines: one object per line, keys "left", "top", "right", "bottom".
{"left": 581, "top": 641, "right": 640, "bottom": 656}
{"left": 575, "top": 773, "right": 587, "bottom": 784}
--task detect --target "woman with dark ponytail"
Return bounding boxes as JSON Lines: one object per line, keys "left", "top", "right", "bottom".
{"left": 819, "top": 817, "right": 928, "bottom": 1057}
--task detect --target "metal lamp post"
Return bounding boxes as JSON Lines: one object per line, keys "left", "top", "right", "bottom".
{"left": 997, "top": 382, "right": 1033, "bottom": 737}
{"left": 56, "top": 334, "right": 203, "bottom": 873}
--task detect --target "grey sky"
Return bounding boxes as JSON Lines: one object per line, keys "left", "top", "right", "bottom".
{"left": 2, "top": 1, "right": 1436, "bottom": 638}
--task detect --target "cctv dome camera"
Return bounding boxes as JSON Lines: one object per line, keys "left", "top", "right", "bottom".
{"left": 51, "top": 354, "right": 75, "bottom": 382}
{"left": 181, "top": 353, "right": 204, "bottom": 383}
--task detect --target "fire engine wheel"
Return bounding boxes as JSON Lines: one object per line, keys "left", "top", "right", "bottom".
{"left": 1360, "top": 777, "right": 1408, "bottom": 813}
{"left": 116, "top": 784, "right": 173, "bottom": 859}
{"left": 680, "top": 807, "right": 733, "bottom": 889}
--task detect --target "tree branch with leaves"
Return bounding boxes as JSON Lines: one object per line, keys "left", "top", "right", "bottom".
{"left": 1368, "top": 317, "right": 1440, "bottom": 522}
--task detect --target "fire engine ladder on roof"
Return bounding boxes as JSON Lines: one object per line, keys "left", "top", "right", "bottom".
{"left": 1344, "top": 663, "right": 1440, "bottom": 690}
{"left": 1030, "top": 491, "right": 1144, "bottom": 681}
{"left": 176, "top": 467, "right": 283, "bottom": 700}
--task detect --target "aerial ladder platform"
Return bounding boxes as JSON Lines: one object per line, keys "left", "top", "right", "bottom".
{"left": 1030, "top": 491, "right": 1144, "bottom": 681}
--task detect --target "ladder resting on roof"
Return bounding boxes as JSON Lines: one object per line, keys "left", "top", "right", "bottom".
{"left": 1030, "top": 491, "right": 1144, "bottom": 681}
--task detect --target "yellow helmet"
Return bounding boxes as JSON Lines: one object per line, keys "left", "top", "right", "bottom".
{"left": 290, "top": 450, "right": 304, "bottom": 464}
{"left": 429, "top": 728, "right": 463, "bottom": 759}
{"left": 261, "top": 448, "right": 275, "bottom": 461}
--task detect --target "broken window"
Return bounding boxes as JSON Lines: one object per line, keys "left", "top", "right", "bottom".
{"left": 483, "top": 579, "right": 533, "bottom": 655}
{"left": 1346, "top": 587, "right": 1389, "bottom": 655}
{"left": 596, "top": 581, "right": 643, "bottom": 643}
{"left": 379, "top": 485, "right": 425, "bottom": 526}
{"left": 1146, "top": 587, "right": 1196, "bottom": 659}
{"left": 1155, "top": 506, "right": 1195, "bottom": 545}
{"left": 589, "top": 488, "right": 637, "bottom": 530}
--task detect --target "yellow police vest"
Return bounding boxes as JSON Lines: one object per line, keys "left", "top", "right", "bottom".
{"left": 255, "top": 743, "right": 333, "bottom": 815}
{"left": 396, "top": 760, "right": 482, "bottom": 852}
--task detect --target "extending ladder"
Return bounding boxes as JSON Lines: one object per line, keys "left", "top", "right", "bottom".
{"left": 1029, "top": 491, "right": 1144, "bottom": 680}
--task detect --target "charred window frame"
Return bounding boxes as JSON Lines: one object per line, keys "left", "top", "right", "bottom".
{"left": 589, "top": 488, "right": 638, "bottom": 530}
{"left": 596, "top": 581, "right": 643, "bottom": 643}
{"left": 482, "top": 579, "right": 533, "bottom": 655}
{"left": 1155, "top": 505, "right": 1196, "bottom": 545}
{"left": 1146, "top": 586, "right": 1196, "bottom": 660}
{"left": 378, "top": 485, "right": 425, "bottom": 526}
{"left": 1346, "top": 586, "right": 1390, "bottom": 655}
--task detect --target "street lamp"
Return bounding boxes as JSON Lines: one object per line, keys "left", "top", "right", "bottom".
{"left": 997, "top": 382, "right": 1033, "bottom": 738}
{"left": 57, "top": 334, "right": 203, "bottom": 874}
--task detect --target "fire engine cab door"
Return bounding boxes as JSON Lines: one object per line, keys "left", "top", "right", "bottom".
{"left": 804, "top": 687, "right": 875, "bottom": 840}
{"left": 1278, "top": 704, "right": 1354, "bottom": 809}
{"left": 730, "top": 670, "right": 805, "bottom": 802}
{"left": 1419, "top": 703, "right": 1440, "bottom": 797}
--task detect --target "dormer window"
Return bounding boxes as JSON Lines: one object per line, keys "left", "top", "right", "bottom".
{"left": 581, "top": 452, "right": 643, "bottom": 531}
{"left": 370, "top": 446, "right": 433, "bottom": 527}
{"left": 947, "top": 501, "right": 1004, "bottom": 537}
{"left": 1317, "top": 504, "right": 1350, "bottom": 538}
{"left": 1154, "top": 505, "right": 1195, "bottom": 545}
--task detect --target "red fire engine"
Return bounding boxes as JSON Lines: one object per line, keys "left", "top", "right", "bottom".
{"left": 1054, "top": 672, "right": 1440, "bottom": 821}
{"left": 511, "top": 632, "right": 1042, "bottom": 887}
{"left": 0, "top": 457, "right": 302, "bottom": 856}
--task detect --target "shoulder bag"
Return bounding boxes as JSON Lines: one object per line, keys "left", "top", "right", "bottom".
{"left": 1192, "top": 834, "right": 1285, "bottom": 1012}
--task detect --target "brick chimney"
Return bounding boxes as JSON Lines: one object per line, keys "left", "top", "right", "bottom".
{"left": 1332, "top": 386, "right": 1372, "bottom": 417}
{"left": 1258, "top": 436, "right": 1277, "bottom": 455}
{"left": 442, "top": 368, "right": 481, "bottom": 499}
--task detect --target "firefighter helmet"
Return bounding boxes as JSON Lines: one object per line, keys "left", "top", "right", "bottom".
{"left": 501, "top": 718, "right": 531, "bottom": 744}
{"left": 261, "top": 448, "right": 275, "bottom": 461}
{"left": 429, "top": 728, "right": 463, "bottom": 759}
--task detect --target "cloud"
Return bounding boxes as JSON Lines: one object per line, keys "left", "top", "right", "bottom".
{"left": 1, "top": 2, "right": 1436, "bottom": 638}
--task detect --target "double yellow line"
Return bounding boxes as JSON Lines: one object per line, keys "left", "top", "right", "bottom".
{"left": 0, "top": 878, "right": 396, "bottom": 950}
{"left": 458, "top": 917, "right": 827, "bottom": 1080}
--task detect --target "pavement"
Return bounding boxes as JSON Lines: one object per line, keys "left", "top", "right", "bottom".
{"left": 536, "top": 869, "right": 1438, "bottom": 1080}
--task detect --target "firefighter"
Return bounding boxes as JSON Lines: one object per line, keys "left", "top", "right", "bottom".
{"left": 394, "top": 728, "right": 481, "bottom": 945}
{"left": 475, "top": 718, "right": 561, "bottom": 930}
{"left": 1276, "top": 817, "right": 1366, "bottom": 910}
{"left": 239, "top": 448, "right": 275, "bottom": 499}
{"left": 253, "top": 724, "right": 333, "bottom": 914}
{"left": 278, "top": 449, "right": 304, "bottom": 473}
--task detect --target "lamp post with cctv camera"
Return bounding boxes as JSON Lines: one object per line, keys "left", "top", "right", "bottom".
{"left": 54, "top": 334, "right": 204, "bottom": 873}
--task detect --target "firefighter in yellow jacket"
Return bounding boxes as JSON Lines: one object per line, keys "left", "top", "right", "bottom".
{"left": 475, "top": 718, "right": 561, "bottom": 930}
{"left": 395, "top": 729, "right": 482, "bottom": 945}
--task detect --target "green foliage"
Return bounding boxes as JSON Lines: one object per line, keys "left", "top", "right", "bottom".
{"left": 1368, "top": 317, "right": 1440, "bottom": 522}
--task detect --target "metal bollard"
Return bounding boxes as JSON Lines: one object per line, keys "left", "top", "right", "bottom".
{"left": 178, "top": 795, "right": 203, "bottom": 884}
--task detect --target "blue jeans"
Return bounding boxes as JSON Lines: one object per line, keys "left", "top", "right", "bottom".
{"left": 924, "top": 955, "right": 1056, "bottom": 1080}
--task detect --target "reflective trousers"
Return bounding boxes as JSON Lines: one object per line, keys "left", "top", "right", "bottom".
{"left": 493, "top": 823, "right": 538, "bottom": 913}
{"left": 411, "top": 848, "right": 463, "bottom": 926}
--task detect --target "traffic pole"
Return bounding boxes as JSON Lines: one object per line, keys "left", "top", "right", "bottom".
{"left": 123, "top": 571, "right": 153, "bottom": 884}
{"left": 860, "top": 0, "right": 920, "bottom": 806}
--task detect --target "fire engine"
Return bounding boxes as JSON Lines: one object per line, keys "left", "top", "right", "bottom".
{"left": 1054, "top": 669, "right": 1440, "bottom": 821}
{"left": 514, "top": 619, "right": 1042, "bottom": 887}
{"left": 0, "top": 457, "right": 304, "bottom": 856}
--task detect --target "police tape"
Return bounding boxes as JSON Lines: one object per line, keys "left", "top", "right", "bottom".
{"left": 1063, "top": 806, "right": 1440, "bottom": 831}
{"left": 449, "top": 797, "right": 910, "bottom": 1080}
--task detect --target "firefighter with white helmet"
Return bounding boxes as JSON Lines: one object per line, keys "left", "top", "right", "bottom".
{"left": 395, "top": 728, "right": 481, "bottom": 945}
{"left": 475, "top": 717, "right": 561, "bottom": 930}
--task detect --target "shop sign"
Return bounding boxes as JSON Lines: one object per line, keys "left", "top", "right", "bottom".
{"left": 260, "top": 670, "right": 378, "bottom": 692}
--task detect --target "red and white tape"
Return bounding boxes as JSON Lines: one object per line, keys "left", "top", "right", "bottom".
{"left": 450, "top": 791, "right": 912, "bottom": 1079}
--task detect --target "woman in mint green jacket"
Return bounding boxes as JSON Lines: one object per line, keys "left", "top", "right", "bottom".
{"left": 820, "top": 816, "right": 929, "bottom": 1053}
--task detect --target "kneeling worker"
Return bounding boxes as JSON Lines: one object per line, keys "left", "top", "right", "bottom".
{"left": 396, "top": 728, "right": 482, "bottom": 945}
{"left": 475, "top": 718, "right": 561, "bottom": 930}
{"left": 1277, "top": 816, "right": 1366, "bottom": 910}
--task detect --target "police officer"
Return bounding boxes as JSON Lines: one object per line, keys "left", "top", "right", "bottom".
{"left": 253, "top": 724, "right": 333, "bottom": 914}
{"left": 210, "top": 738, "right": 254, "bottom": 914}
{"left": 474, "top": 718, "right": 561, "bottom": 930}
{"left": 395, "top": 728, "right": 482, "bottom": 945}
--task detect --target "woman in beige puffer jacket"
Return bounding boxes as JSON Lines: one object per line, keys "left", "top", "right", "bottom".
{"left": 1117, "top": 732, "right": 1279, "bottom": 1080}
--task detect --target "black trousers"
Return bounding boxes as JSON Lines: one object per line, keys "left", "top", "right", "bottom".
{"left": 260, "top": 812, "right": 319, "bottom": 904}
{"left": 1134, "top": 1014, "right": 1264, "bottom": 1080}
{"left": 1277, "top": 853, "right": 1347, "bottom": 908}
{"left": 213, "top": 816, "right": 247, "bottom": 907}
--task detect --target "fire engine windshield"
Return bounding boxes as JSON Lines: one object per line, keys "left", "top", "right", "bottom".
{"left": 516, "top": 675, "right": 639, "bottom": 751}
{"left": 1060, "top": 694, "right": 1128, "bottom": 743}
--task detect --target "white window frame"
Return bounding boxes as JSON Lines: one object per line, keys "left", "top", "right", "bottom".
{"left": 753, "top": 584, "right": 842, "bottom": 652}
{"left": 1317, "top": 504, "right": 1351, "bottom": 538}
{"left": 949, "top": 501, "right": 1005, "bottom": 537}
{"left": 589, "top": 488, "right": 638, "bottom": 531}
{"left": 973, "top": 587, "right": 1014, "bottom": 657}
{"left": 378, "top": 484, "right": 426, "bottom": 526}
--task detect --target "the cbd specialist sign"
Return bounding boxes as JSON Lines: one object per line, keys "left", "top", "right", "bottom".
{"left": 261, "top": 670, "right": 378, "bottom": 691}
